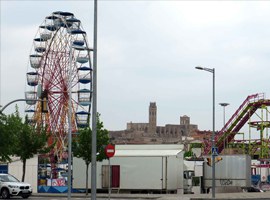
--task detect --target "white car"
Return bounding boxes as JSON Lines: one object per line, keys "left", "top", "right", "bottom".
{"left": 0, "top": 173, "right": 32, "bottom": 199}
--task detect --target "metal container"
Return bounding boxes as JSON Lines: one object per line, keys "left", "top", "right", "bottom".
{"left": 203, "top": 154, "right": 251, "bottom": 188}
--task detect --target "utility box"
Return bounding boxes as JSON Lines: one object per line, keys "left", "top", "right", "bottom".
{"left": 203, "top": 155, "right": 251, "bottom": 189}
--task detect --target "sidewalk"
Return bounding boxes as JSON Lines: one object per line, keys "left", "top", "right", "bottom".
{"left": 159, "top": 192, "right": 270, "bottom": 200}
{"left": 32, "top": 193, "right": 162, "bottom": 199}
{"left": 33, "top": 191, "right": 270, "bottom": 200}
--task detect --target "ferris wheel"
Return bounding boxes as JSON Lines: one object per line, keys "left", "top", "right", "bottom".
{"left": 25, "top": 11, "right": 92, "bottom": 161}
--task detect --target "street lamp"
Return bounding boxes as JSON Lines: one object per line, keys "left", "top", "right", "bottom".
{"left": 195, "top": 66, "right": 216, "bottom": 199}
{"left": 91, "top": 1, "right": 98, "bottom": 200}
{"left": 219, "top": 103, "right": 229, "bottom": 154}
{"left": 67, "top": 41, "right": 73, "bottom": 200}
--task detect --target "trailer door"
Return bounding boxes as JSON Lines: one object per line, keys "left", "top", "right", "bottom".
{"left": 102, "top": 165, "right": 120, "bottom": 188}
{"left": 102, "top": 165, "right": 109, "bottom": 188}
{"left": 161, "top": 156, "right": 168, "bottom": 191}
{"left": 111, "top": 165, "right": 120, "bottom": 188}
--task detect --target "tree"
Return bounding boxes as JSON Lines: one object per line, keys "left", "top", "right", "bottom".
{"left": 6, "top": 108, "right": 51, "bottom": 182}
{"left": 184, "top": 150, "right": 194, "bottom": 158}
{"left": 73, "top": 113, "right": 109, "bottom": 195}
{"left": 0, "top": 112, "right": 14, "bottom": 162}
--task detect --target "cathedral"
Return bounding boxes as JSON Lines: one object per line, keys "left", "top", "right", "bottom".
{"left": 109, "top": 102, "right": 198, "bottom": 144}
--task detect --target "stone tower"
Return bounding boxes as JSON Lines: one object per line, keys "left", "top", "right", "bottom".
{"left": 180, "top": 115, "right": 190, "bottom": 125}
{"left": 148, "top": 102, "right": 157, "bottom": 135}
{"left": 180, "top": 115, "right": 190, "bottom": 136}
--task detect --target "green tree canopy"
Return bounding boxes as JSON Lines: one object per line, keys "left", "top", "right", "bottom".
{"left": 73, "top": 113, "right": 109, "bottom": 194}
{"left": 73, "top": 113, "right": 110, "bottom": 164}
{"left": 0, "top": 112, "right": 13, "bottom": 162}
{"left": 6, "top": 107, "right": 51, "bottom": 181}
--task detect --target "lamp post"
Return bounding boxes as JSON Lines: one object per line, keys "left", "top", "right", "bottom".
{"left": 67, "top": 41, "right": 72, "bottom": 200}
{"left": 0, "top": 99, "right": 42, "bottom": 113}
{"left": 195, "top": 66, "right": 216, "bottom": 199}
{"left": 219, "top": 103, "right": 229, "bottom": 154}
{"left": 91, "top": 1, "right": 98, "bottom": 200}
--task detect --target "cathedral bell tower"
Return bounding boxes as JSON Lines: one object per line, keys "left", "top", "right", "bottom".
{"left": 148, "top": 102, "right": 157, "bottom": 135}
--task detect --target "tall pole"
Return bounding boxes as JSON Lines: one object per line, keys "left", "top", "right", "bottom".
{"left": 91, "top": 0, "right": 98, "bottom": 200}
{"left": 212, "top": 68, "right": 215, "bottom": 199}
{"left": 195, "top": 66, "right": 216, "bottom": 199}
{"left": 0, "top": 1, "right": 1, "bottom": 107}
{"left": 67, "top": 41, "right": 72, "bottom": 200}
{"left": 108, "top": 158, "right": 111, "bottom": 200}
{"left": 219, "top": 103, "right": 229, "bottom": 154}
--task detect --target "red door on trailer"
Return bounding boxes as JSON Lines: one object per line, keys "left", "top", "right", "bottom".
{"left": 111, "top": 165, "right": 120, "bottom": 188}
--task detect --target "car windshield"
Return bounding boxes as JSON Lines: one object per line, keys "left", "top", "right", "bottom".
{"left": 0, "top": 174, "right": 19, "bottom": 182}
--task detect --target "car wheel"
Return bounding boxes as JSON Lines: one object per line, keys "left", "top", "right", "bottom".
{"left": 1, "top": 188, "right": 10, "bottom": 199}
{"left": 22, "top": 194, "right": 30, "bottom": 199}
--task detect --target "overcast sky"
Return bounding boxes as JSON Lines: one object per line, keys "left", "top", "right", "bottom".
{"left": 1, "top": 1, "right": 270, "bottom": 140}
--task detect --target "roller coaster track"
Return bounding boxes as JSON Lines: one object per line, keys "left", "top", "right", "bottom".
{"left": 203, "top": 93, "right": 270, "bottom": 155}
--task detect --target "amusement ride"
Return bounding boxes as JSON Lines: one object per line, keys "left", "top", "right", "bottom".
{"left": 203, "top": 93, "right": 270, "bottom": 159}
{"left": 24, "top": 11, "right": 93, "bottom": 165}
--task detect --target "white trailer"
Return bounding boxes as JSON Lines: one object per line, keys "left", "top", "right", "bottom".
{"left": 73, "top": 144, "right": 184, "bottom": 194}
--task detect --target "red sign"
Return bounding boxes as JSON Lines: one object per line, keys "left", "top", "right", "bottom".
{"left": 105, "top": 144, "right": 115, "bottom": 158}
